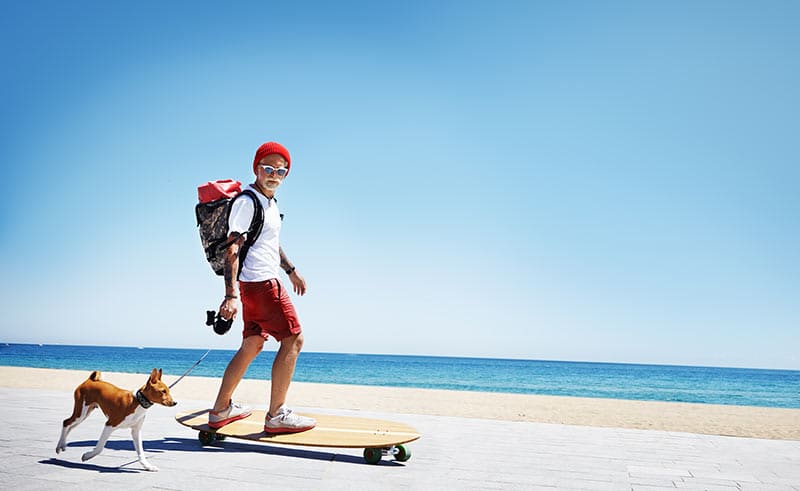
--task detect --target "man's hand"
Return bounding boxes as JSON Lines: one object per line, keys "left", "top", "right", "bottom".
{"left": 289, "top": 271, "right": 307, "bottom": 296}
{"left": 219, "top": 297, "right": 239, "bottom": 321}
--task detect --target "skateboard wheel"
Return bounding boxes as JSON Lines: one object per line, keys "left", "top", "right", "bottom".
{"left": 215, "top": 434, "right": 226, "bottom": 441}
{"left": 198, "top": 431, "right": 215, "bottom": 446}
{"left": 395, "top": 444, "right": 411, "bottom": 462}
{"left": 363, "top": 447, "right": 382, "bottom": 464}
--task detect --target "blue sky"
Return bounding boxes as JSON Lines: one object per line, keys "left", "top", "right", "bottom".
{"left": 1, "top": 1, "right": 798, "bottom": 369}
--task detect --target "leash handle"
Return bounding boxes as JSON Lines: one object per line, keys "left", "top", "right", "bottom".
{"left": 169, "top": 349, "right": 211, "bottom": 388}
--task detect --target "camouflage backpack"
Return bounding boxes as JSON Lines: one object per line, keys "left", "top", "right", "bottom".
{"left": 195, "top": 180, "right": 264, "bottom": 276}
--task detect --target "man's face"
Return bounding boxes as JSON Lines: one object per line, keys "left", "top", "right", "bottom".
{"left": 256, "top": 153, "right": 288, "bottom": 192}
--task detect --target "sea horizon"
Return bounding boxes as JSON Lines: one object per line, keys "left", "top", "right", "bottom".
{"left": 2, "top": 343, "right": 799, "bottom": 409}
{"left": 4, "top": 340, "right": 796, "bottom": 372}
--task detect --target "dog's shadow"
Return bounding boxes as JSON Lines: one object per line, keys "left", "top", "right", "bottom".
{"left": 39, "top": 458, "right": 142, "bottom": 473}
{"left": 39, "top": 438, "right": 212, "bottom": 473}
{"left": 43, "top": 437, "right": 400, "bottom": 468}
{"left": 56, "top": 438, "right": 176, "bottom": 453}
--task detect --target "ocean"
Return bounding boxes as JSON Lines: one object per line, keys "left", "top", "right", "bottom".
{"left": 1, "top": 343, "right": 798, "bottom": 409}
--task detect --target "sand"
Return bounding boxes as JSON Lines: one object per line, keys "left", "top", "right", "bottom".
{"left": 3, "top": 366, "right": 798, "bottom": 441}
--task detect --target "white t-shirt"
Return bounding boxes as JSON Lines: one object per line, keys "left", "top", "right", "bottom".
{"left": 227, "top": 184, "right": 282, "bottom": 282}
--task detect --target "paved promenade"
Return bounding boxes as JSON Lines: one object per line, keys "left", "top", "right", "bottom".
{"left": 1, "top": 387, "right": 798, "bottom": 490}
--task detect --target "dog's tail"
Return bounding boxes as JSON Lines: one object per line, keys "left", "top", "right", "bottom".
{"left": 88, "top": 370, "right": 101, "bottom": 381}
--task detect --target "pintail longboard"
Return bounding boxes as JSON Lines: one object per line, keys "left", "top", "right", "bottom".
{"left": 175, "top": 409, "right": 421, "bottom": 464}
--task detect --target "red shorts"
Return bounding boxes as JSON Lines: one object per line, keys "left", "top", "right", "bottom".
{"left": 240, "top": 279, "right": 302, "bottom": 341}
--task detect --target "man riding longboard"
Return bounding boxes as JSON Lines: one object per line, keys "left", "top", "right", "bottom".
{"left": 209, "top": 141, "right": 315, "bottom": 434}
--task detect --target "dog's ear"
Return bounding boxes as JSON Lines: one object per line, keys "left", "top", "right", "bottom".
{"left": 149, "top": 368, "right": 159, "bottom": 384}
{"left": 158, "top": 368, "right": 163, "bottom": 380}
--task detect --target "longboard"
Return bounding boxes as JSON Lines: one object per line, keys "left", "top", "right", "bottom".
{"left": 176, "top": 409, "right": 421, "bottom": 464}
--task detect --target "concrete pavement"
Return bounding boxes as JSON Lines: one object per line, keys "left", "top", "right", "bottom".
{"left": 1, "top": 387, "right": 799, "bottom": 490}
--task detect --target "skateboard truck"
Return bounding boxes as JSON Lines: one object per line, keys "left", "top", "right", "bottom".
{"left": 363, "top": 445, "right": 411, "bottom": 464}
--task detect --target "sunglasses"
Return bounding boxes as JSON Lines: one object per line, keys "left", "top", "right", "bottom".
{"left": 260, "top": 165, "right": 288, "bottom": 177}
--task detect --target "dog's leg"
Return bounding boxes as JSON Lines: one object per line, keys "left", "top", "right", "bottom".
{"left": 81, "top": 424, "right": 114, "bottom": 462}
{"left": 56, "top": 425, "right": 71, "bottom": 454}
{"left": 132, "top": 424, "right": 158, "bottom": 472}
{"left": 56, "top": 425, "right": 69, "bottom": 454}
{"left": 57, "top": 402, "right": 96, "bottom": 454}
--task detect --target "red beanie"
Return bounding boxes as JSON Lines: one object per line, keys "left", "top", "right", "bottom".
{"left": 253, "top": 142, "right": 291, "bottom": 176}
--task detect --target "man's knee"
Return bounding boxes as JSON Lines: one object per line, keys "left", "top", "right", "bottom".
{"left": 241, "top": 336, "right": 265, "bottom": 356}
{"left": 282, "top": 333, "right": 304, "bottom": 353}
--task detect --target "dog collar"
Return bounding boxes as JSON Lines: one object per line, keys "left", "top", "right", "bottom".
{"left": 135, "top": 389, "right": 153, "bottom": 409}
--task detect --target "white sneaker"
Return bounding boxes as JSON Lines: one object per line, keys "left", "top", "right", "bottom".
{"left": 208, "top": 401, "right": 252, "bottom": 429}
{"left": 264, "top": 406, "right": 316, "bottom": 434}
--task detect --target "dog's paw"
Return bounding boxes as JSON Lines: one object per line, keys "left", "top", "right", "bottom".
{"left": 55, "top": 445, "right": 64, "bottom": 454}
{"left": 141, "top": 461, "right": 159, "bottom": 472}
{"left": 81, "top": 451, "right": 96, "bottom": 462}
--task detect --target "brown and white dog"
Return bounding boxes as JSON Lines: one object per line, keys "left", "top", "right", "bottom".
{"left": 56, "top": 368, "right": 177, "bottom": 471}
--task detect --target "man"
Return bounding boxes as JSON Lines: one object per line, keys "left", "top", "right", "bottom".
{"left": 208, "top": 141, "right": 316, "bottom": 434}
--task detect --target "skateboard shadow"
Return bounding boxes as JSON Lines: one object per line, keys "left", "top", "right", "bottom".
{"left": 65, "top": 437, "right": 405, "bottom": 466}
{"left": 203, "top": 438, "right": 405, "bottom": 466}
{"left": 38, "top": 458, "right": 141, "bottom": 473}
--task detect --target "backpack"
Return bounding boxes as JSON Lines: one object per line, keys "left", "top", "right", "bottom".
{"left": 195, "top": 180, "right": 264, "bottom": 276}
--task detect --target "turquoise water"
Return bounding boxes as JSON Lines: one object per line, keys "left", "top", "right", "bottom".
{"left": 1, "top": 343, "right": 798, "bottom": 408}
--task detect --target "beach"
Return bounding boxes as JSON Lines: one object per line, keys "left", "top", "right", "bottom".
{"left": 3, "top": 366, "right": 798, "bottom": 441}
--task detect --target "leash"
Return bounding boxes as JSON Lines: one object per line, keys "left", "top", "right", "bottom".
{"left": 169, "top": 349, "right": 211, "bottom": 389}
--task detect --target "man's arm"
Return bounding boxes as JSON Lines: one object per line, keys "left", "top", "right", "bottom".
{"left": 279, "top": 246, "right": 307, "bottom": 296}
{"left": 279, "top": 246, "right": 294, "bottom": 275}
{"left": 220, "top": 233, "right": 246, "bottom": 320}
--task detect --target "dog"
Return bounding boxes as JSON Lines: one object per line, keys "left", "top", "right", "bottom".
{"left": 56, "top": 368, "right": 177, "bottom": 471}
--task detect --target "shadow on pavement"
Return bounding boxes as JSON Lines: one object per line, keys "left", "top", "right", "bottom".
{"left": 39, "top": 458, "right": 141, "bottom": 473}
{"left": 63, "top": 437, "right": 406, "bottom": 466}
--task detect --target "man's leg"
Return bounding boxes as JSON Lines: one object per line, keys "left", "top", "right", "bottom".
{"left": 213, "top": 335, "right": 264, "bottom": 412}
{"left": 268, "top": 333, "right": 304, "bottom": 415}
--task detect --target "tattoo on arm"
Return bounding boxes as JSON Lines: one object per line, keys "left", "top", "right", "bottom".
{"left": 279, "top": 246, "right": 292, "bottom": 272}
{"left": 224, "top": 233, "right": 245, "bottom": 293}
